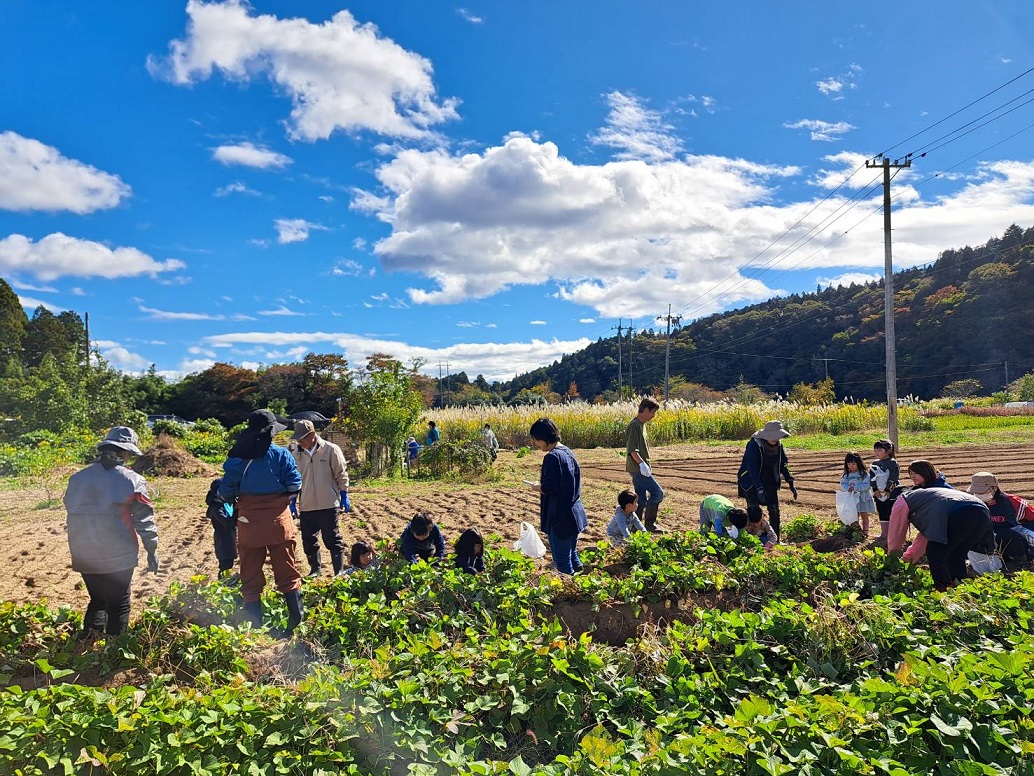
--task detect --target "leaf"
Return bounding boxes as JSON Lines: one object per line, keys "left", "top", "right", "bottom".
{"left": 508, "top": 756, "right": 533, "bottom": 776}
{"left": 929, "top": 713, "right": 972, "bottom": 738}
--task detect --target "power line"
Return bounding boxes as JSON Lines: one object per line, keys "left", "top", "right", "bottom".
{"left": 880, "top": 65, "right": 1034, "bottom": 158}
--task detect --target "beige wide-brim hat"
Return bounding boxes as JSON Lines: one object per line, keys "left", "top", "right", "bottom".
{"left": 968, "top": 471, "right": 999, "bottom": 494}
{"left": 753, "top": 420, "right": 791, "bottom": 441}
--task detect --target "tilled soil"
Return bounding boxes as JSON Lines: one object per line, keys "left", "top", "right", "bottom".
{"left": 1, "top": 442, "right": 1026, "bottom": 617}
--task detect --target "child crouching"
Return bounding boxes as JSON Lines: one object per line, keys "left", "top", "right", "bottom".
{"left": 608, "top": 489, "right": 647, "bottom": 546}
{"left": 745, "top": 511, "right": 778, "bottom": 549}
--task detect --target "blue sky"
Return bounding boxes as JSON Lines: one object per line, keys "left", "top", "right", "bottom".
{"left": 2, "top": 1, "right": 1034, "bottom": 383}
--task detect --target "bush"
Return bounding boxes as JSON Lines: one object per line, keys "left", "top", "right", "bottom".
{"left": 151, "top": 419, "right": 187, "bottom": 438}
{"left": 420, "top": 440, "right": 493, "bottom": 477}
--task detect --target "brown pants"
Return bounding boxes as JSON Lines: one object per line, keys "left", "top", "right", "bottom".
{"left": 239, "top": 541, "right": 301, "bottom": 602}
{"left": 236, "top": 493, "right": 302, "bottom": 602}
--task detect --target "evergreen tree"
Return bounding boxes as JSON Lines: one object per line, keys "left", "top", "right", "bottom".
{"left": 0, "top": 279, "right": 27, "bottom": 367}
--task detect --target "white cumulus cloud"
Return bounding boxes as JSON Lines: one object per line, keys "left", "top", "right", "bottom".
{"left": 0, "top": 131, "right": 129, "bottom": 213}
{"left": 0, "top": 234, "right": 185, "bottom": 281}
{"left": 274, "top": 218, "right": 326, "bottom": 244}
{"left": 354, "top": 133, "right": 799, "bottom": 317}
{"left": 153, "top": 0, "right": 459, "bottom": 141}
{"left": 212, "top": 142, "right": 292, "bottom": 169}
{"left": 94, "top": 340, "right": 151, "bottom": 372}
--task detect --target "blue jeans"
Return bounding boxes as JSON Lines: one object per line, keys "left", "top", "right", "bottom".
{"left": 548, "top": 532, "right": 582, "bottom": 575}
{"left": 631, "top": 472, "right": 665, "bottom": 508}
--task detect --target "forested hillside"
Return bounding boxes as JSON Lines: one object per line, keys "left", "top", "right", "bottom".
{"left": 507, "top": 224, "right": 1034, "bottom": 402}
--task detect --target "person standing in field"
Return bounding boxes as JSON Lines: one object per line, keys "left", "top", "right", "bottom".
{"left": 426, "top": 420, "right": 441, "bottom": 446}
{"left": 869, "top": 439, "right": 900, "bottom": 542}
{"left": 64, "top": 426, "right": 160, "bottom": 638}
{"left": 479, "top": 423, "right": 500, "bottom": 461}
{"left": 624, "top": 397, "right": 665, "bottom": 533}
{"left": 738, "top": 420, "right": 797, "bottom": 538}
{"left": 220, "top": 409, "right": 304, "bottom": 635}
{"left": 841, "top": 451, "right": 876, "bottom": 537}
{"left": 290, "top": 419, "right": 350, "bottom": 577}
{"left": 531, "top": 417, "right": 588, "bottom": 575}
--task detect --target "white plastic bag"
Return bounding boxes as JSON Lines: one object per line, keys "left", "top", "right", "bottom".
{"left": 514, "top": 521, "right": 547, "bottom": 559}
{"left": 967, "top": 550, "right": 1003, "bottom": 575}
{"left": 835, "top": 490, "right": 859, "bottom": 525}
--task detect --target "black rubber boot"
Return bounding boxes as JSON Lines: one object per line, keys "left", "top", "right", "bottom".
{"left": 78, "top": 605, "right": 107, "bottom": 639}
{"left": 644, "top": 504, "right": 663, "bottom": 533}
{"left": 242, "top": 600, "right": 263, "bottom": 629}
{"left": 306, "top": 553, "right": 321, "bottom": 578}
{"left": 284, "top": 590, "right": 304, "bottom": 636}
{"left": 331, "top": 552, "right": 344, "bottom": 576}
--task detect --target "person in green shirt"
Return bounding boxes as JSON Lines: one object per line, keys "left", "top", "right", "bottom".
{"left": 699, "top": 494, "right": 747, "bottom": 538}
{"left": 625, "top": 396, "right": 665, "bottom": 533}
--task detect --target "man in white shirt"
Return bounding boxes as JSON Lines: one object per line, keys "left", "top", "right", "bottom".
{"left": 290, "top": 420, "right": 350, "bottom": 576}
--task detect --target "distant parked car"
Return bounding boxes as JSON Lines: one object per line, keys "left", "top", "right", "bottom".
{"left": 147, "top": 414, "right": 195, "bottom": 429}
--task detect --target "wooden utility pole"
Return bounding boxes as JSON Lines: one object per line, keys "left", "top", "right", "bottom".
{"left": 628, "top": 327, "right": 635, "bottom": 397}
{"left": 866, "top": 154, "right": 910, "bottom": 452}
{"left": 613, "top": 320, "right": 623, "bottom": 400}
{"left": 658, "top": 305, "right": 682, "bottom": 404}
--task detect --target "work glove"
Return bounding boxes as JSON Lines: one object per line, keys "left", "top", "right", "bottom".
{"left": 756, "top": 487, "right": 767, "bottom": 505}
{"left": 638, "top": 461, "right": 652, "bottom": 477}
{"left": 340, "top": 491, "right": 352, "bottom": 513}
{"left": 789, "top": 482, "right": 799, "bottom": 501}
{"left": 147, "top": 551, "right": 160, "bottom": 574}
{"left": 289, "top": 496, "right": 297, "bottom": 517}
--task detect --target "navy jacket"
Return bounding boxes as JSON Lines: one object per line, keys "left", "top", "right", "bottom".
{"left": 539, "top": 444, "right": 588, "bottom": 539}
{"left": 737, "top": 438, "right": 793, "bottom": 496}
{"left": 400, "top": 524, "right": 446, "bottom": 562}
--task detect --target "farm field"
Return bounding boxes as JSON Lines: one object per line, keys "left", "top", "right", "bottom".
{"left": 0, "top": 440, "right": 1029, "bottom": 616}
{"left": 2, "top": 436, "right": 1034, "bottom": 773}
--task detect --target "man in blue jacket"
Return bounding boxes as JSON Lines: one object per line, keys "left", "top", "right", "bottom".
{"left": 220, "top": 409, "right": 304, "bottom": 635}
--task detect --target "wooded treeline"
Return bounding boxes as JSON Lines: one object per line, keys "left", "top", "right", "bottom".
{"left": 0, "top": 224, "right": 1030, "bottom": 430}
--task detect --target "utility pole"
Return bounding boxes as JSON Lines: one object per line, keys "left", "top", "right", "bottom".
{"left": 628, "top": 327, "right": 635, "bottom": 398}
{"left": 438, "top": 362, "right": 444, "bottom": 408}
{"left": 866, "top": 154, "right": 910, "bottom": 452}
{"left": 658, "top": 305, "right": 682, "bottom": 404}
{"left": 613, "top": 319, "right": 623, "bottom": 400}
{"left": 445, "top": 360, "right": 451, "bottom": 408}
{"left": 1005, "top": 361, "right": 1010, "bottom": 386}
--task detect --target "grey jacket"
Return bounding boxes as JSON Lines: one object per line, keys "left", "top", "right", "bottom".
{"left": 901, "top": 487, "right": 987, "bottom": 545}
{"left": 64, "top": 462, "right": 158, "bottom": 574}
